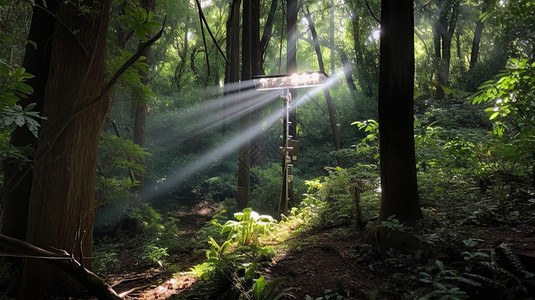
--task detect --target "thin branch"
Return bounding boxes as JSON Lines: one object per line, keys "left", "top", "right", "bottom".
{"left": 194, "top": 0, "right": 230, "bottom": 64}
{"left": 364, "top": 0, "right": 380, "bottom": 24}
{"left": 195, "top": 0, "right": 211, "bottom": 75}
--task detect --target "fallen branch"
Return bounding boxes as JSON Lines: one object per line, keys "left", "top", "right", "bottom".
{"left": 0, "top": 234, "right": 122, "bottom": 300}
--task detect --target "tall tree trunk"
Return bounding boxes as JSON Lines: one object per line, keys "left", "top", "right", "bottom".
{"left": 18, "top": 0, "right": 111, "bottom": 296}
{"left": 260, "top": 0, "right": 279, "bottom": 58}
{"left": 132, "top": 0, "right": 156, "bottom": 190}
{"left": 250, "top": 0, "right": 264, "bottom": 167}
{"left": 223, "top": 0, "right": 241, "bottom": 133}
{"left": 237, "top": 0, "right": 251, "bottom": 210}
{"left": 433, "top": 0, "right": 459, "bottom": 99}
{"left": 304, "top": 7, "right": 343, "bottom": 167}
{"left": 329, "top": 0, "right": 335, "bottom": 75}
{"left": 349, "top": 3, "right": 376, "bottom": 98}
{"left": 336, "top": 46, "right": 358, "bottom": 92}
{"left": 0, "top": 1, "right": 57, "bottom": 290}
{"left": 378, "top": 0, "right": 422, "bottom": 223}
{"left": 470, "top": 0, "right": 490, "bottom": 69}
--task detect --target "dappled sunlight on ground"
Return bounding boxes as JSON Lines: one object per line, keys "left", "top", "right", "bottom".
{"left": 135, "top": 273, "right": 197, "bottom": 299}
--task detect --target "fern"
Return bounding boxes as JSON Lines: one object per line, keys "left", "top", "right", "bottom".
{"left": 496, "top": 243, "right": 534, "bottom": 278}
{"left": 441, "top": 276, "right": 482, "bottom": 288}
{"left": 478, "top": 261, "right": 522, "bottom": 285}
{"left": 461, "top": 272, "right": 505, "bottom": 289}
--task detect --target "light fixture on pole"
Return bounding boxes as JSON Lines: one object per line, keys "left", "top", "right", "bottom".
{"left": 253, "top": 71, "right": 328, "bottom": 217}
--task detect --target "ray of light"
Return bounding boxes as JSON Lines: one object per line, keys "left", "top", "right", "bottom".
{"left": 141, "top": 71, "right": 342, "bottom": 201}
{"left": 140, "top": 94, "right": 284, "bottom": 201}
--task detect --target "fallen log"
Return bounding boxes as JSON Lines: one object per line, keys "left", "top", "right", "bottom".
{"left": 0, "top": 234, "right": 121, "bottom": 300}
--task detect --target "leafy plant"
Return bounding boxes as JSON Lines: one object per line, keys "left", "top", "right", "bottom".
{"left": 221, "top": 208, "right": 276, "bottom": 247}
{"left": 1, "top": 103, "right": 43, "bottom": 137}
{"left": 251, "top": 276, "right": 292, "bottom": 300}
{"left": 206, "top": 236, "right": 232, "bottom": 260}
{"left": 419, "top": 260, "right": 471, "bottom": 299}
{"left": 118, "top": 0, "right": 161, "bottom": 42}
{"left": 0, "top": 59, "right": 33, "bottom": 107}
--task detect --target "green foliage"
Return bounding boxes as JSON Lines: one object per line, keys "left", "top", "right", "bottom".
{"left": 294, "top": 165, "right": 379, "bottom": 231}
{"left": 93, "top": 203, "right": 181, "bottom": 273}
{"left": 0, "top": 60, "right": 33, "bottom": 108}
{"left": 99, "top": 132, "right": 150, "bottom": 176}
{"left": 1, "top": 103, "right": 43, "bottom": 137}
{"left": 95, "top": 132, "right": 150, "bottom": 206}
{"left": 206, "top": 236, "right": 232, "bottom": 260}
{"left": 350, "top": 119, "right": 379, "bottom": 162}
{"left": 250, "top": 163, "right": 283, "bottom": 215}
{"left": 305, "top": 289, "right": 347, "bottom": 300}
{"left": 419, "top": 260, "right": 471, "bottom": 300}
{"left": 107, "top": 49, "right": 154, "bottom": 102}
{"left": 118, "top": 0, "right": 161, "bottom": 42}
{"left": 221, "top": 208, "right": 276, "bottom": 247}
{"left": 0, "top": 59, "right": 40, "bottom": 176}
{"left": 472, "top": 58, "right": 535, "bottom": 137}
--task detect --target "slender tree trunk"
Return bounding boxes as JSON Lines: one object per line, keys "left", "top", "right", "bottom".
{"left": 250, "top": 0, "right": 265, "bottom": 167}
{"left": 336, "top": 46, "right": 358, "bottom": 92}
{"left": 433, "top": 0, "right": 459, "bottom": 99}
{"left": 18, "top": 1, "right": 111, "bottom": 296}
{"left": 132, "top": 0, "right": 156, "bottom": 190}
{"left": 378, "top": 0, "right": 422, "bottom": 223}
{"left": 349, "top": 4, "right": 375, "bottom": 98}
{"left": 260, "top": 0, "right": 279, "bottom": 58}
{"left": 470, "top": 0, "right": 490, "bottom": 69}
{"left": 237, "top": 0, "right": 251, "bottom": 210}
{"left": 329, "top": 0, "right": 335, "bottom": 75}
{"left": 223, "top": 0, "right": 241, "bottom": 133}
{"left": 304, "top": 7, "right": 343, "bottom": 167}
{"left": 302, "top": 35, "right": 357, "bottom": 92}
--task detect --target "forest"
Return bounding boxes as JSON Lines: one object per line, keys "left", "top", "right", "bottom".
{"left": 0, "top": 0, "right": 534, "bottom": 299}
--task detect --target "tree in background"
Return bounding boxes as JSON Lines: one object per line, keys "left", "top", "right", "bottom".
{"left": 133, "top": 0, "right": 157, "bottom": 190}
{"left": 432, "top": 0, "right": 460, "bottom": 98}
{"left": 237, "top": 0, "right": 252, "bottom": 210}
{"left": 377, "top": 0, "right": 422, "bottom": 222}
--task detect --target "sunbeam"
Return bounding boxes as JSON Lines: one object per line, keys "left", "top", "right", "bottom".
{"left": 140, "top": 99, "right": 283, "bottom": 201}
{"left": 141, "top": 71, "right": 342, "bottom": 201}
{"left": 150, "top": 81, "right": 280, "bottom": 146}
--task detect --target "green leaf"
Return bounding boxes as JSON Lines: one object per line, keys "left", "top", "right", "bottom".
{"left": 489, "top": 111, "right": 499, "bottom": 120}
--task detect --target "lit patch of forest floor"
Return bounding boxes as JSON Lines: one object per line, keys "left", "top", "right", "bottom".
{"left": 103, "top": 196, "right": 535, "bottom": 299}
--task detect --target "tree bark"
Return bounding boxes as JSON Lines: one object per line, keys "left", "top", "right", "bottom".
{"left": 301, "top": 36, "right": 357, "bottom": 92}
{"left": 304, "top": 7, "right": 343, "bottom": 167}
{"left": 329, "top": 0, "right": 335, "bottom": 75}
{"left": 348, "top": 2, "right": 377, "bottom": 98}
{"left": 470, "top": 0, "right": 490, "bottom": 70}
{"left": 223, "top": 0, "right": 241, "bottom": 133}
{"left": 378, "top": 0, "right": 422, "bottom": 223}
{"left": 132, "top": 0, "right": 156, "bottom": 190}
{"left": 237, "top": 0, "right": 251, "bottom": 210}
{"left": 260, "top": 0, "right": 279, "bottom": 58}
{"left": 18, "top": 1, "right": 112, "bottom": 296}
{"left": 433, "top": 0, "right": 460, "bottom": 98}
{"left": 250, "top": 0, "right": 265, "bottom": 167}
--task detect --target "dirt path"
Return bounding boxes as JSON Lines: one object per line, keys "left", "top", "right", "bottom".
{"left": 262, "top": 230, "right": 380, "bottom": 299}
{"left": 108, "top": 199, "right": 218, "bottom": 299}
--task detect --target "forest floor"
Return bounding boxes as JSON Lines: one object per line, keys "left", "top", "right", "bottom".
{"left": 102, "top": 196, "right": 535, "bottom": 300}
